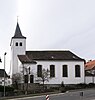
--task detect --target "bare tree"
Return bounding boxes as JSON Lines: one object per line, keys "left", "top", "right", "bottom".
{"left": 12, "top": 73, "right": 22, "bottom": 90}
{"left": 20, "top": 65, "right": 31, "bottom": 94}
{"left": 24, "top": 67, "right": 30, "bottom": 94}
{"left": 20, "top": 64, "right": 31, "bottom": 91}
{"left": 36, "top": 68, "right": 50, "bottom": 90}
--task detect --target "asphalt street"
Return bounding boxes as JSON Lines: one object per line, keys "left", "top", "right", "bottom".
{"left": 7, "top": 89, "right": 95, "bottom": 100}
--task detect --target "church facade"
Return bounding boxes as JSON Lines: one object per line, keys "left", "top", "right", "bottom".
{"left": 10, "top": 23, "right": 85, "bottom": 85}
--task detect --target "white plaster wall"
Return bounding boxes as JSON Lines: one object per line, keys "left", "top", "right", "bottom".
{"left": 31, "top": 60, "right": 85, "bottom": 85}
{"left": 11, "top": 39, "right": 26, "bottom": 75}
{"left": 18, "top": 59, "right": 37, "bottom": 83}
{"left": 85, "top": 76, "right": 95, "bottom": 84}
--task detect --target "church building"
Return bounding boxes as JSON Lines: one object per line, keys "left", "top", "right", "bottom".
{"left": 10, "top": 23, "right": 85, "bottom": 85}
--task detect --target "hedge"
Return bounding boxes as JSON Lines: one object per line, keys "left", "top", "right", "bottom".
{"left": 0, "top": 85, "right": 14, "bottom": 92}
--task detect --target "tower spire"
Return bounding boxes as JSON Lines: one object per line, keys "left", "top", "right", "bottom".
{"left": 12, "top": 22, "right": 26, "bottom": 39}
{"left": 10, "top": 22, "right": 26, "bottom": 75}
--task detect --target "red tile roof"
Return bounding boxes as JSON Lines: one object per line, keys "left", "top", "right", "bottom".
{"left": 85, "top": 60, "right": 95, "bottom": 70}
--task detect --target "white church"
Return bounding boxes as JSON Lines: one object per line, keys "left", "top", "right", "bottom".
{"left": 10, "top": 23, "right": 85, "bottom": 85}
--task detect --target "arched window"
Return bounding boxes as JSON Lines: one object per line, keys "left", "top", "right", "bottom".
{"left": 75, "top": 65, "right": 81, "bottom": 77}
{"left": 37, "top": 65, "right": 42, "bottom": 77}
{"left": 19, "top": 42, "right": 22, "bottom": 46}
{"left": 50, "top": 65, "right": 55, "bottom": 77}
{"left": 15, "top": 42, "right": 18, "bottom": 46}
{"left": 62, "top": 65, "right": 68, "bottom": 77}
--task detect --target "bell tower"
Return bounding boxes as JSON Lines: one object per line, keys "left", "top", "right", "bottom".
{"left": 10, "top": 22, "right": 26, "bottom": 75}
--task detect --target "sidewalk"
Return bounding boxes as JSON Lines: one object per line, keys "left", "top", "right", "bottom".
{"left": 0, "top": 91, "right": 60, "bottom": 100}
{"left": 1, "top": 88, "right": 94, "bottom": 100}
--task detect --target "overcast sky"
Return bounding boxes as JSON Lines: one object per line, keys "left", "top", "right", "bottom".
{"left": 0, "top": 0, "right": 95, "bottom": 73}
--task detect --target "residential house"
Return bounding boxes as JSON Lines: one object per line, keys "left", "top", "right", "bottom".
{"left": 0, "top": 69, "right": 10, "bottom": 86}
{"left": 85, "top": 60, "right": 95, "bottom": 84}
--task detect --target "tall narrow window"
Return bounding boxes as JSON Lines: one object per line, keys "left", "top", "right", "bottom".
{"left": 37, "top": 65, "right": 42, "bottom": 77}
{"left": 15, "top": 42, "right": 18, "bottom": 46}
{"left": 62, "top": 65, "right": 68, "bottom": 77}
{"left": 20, "top": 42, "right": 22, "bottom": 46}
{"left": 50, "top": 65, "right": 55, "bottom": 77}
{"left": 24, "top": 75, "right": 28, "bottom": 83}
{"left": 75, "top": 65, "right": 81, "bottom": 77}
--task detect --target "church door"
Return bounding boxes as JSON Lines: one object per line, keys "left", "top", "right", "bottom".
{"left": 30, "top": 75, "right": 34, "bottom": 83}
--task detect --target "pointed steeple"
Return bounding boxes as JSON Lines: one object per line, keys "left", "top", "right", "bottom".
{"left": 12, "top": 22, "right": 26, "bottom": 39}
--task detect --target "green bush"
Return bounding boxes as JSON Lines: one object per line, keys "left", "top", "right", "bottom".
{"left": 76, "top": 83, "right": 87, "bottom": 89}
{"left": 88, "top": 83, "right": 95, "bottom": 88}
{"left": 60, "top": 87, "right": 66, "bottom": 93}
{"left": 64, "top": 86, "right": 76, "bottom": 90}
{"left": 0, "top": 85, "right": 14, "bottom": 92}
{"left": 60, "top": 81, "right": 66, "bottom": 92}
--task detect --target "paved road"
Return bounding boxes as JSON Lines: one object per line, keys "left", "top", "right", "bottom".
{"left": 8, "top": 89, "right": 95, "bottom": 100}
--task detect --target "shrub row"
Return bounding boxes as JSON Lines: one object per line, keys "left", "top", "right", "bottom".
{"left": 0, "top": 85, "right": 14, "bottom": 92}
{"left": 60, "top": 83, "right": 95, "bottom": 93}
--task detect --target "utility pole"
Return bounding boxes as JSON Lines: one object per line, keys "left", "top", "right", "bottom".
{"left": 4, "top": 52, "right": 7, "bottom": 97}
{"left": 22, "top": 63, "right": 24, "bottom": 91}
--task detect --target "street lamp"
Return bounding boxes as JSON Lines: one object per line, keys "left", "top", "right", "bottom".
{"left": 4, "top": 52, "right": 7, "bottom": 97}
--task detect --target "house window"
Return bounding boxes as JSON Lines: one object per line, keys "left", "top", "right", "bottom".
{"left": 62, "top": 65, "right": 68, "bottom": 77}
{"left": 19, "top": 42, "right": 22, "bottom": 46}
{"left": 50, "top": 65, "right": 55, "bottom": 77}
{"left": 15, "top": 42, "right": 18, "bottom": 46}
{"left": 24, "top": 75, "right": 28, "bottom": 83}
{"left": 75, "top": 65, "right": 81, "bottom": 77}
{"left": 37, "top": 65, "right": 42, "bottom": 77}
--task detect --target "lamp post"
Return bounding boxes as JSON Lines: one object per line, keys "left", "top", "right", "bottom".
{"left": 4, "top": 52, "right": 7, "bottom": 97}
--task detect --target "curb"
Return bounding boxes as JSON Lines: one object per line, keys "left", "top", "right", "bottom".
{"left": 0, "top": 91, "right": 61, "bottom": 100}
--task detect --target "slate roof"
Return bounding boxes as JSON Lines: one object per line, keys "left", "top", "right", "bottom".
{"left": 0, "top": 69, "right": 9, "bottom": 78}
{"left": 18, "top": 55, "right": 37, "bottom": 64}
{"left": 12, "top": 22, "right": 26, "bottom": 39}
{"left": 25, "top": 50, "right": 85, "bottom": 61}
